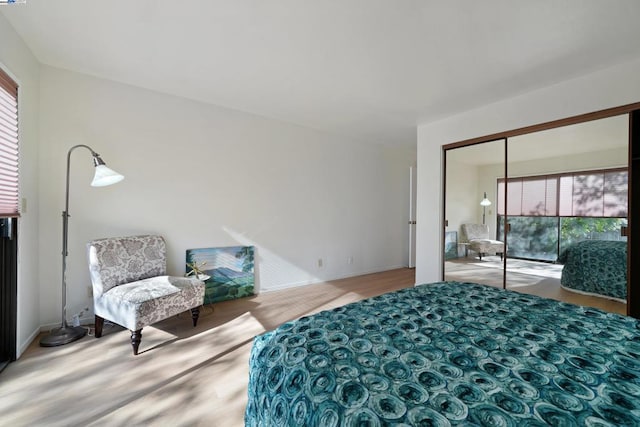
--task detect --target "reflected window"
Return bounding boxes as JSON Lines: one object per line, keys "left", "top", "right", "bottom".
{"left": 497, "top": 168, "right": 627, "bottom": 262}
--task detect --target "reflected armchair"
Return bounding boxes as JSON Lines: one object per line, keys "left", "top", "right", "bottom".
{"left": 460, "top": 223, "right": 504, "bottom": 261}
{"left": 87, "top": 235, "right": 205, "bottom": 355}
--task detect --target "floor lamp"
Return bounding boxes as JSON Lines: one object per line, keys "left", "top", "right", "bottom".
{"left": 480, "top": 192, "right": 492, "bottom": 225}
{"left": 40, "top": 145, "right": 124, "bottom": 347}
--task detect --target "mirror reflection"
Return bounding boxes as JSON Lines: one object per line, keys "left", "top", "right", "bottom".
{"left": 444, "top": 115, "right": 628, "bottom": 315}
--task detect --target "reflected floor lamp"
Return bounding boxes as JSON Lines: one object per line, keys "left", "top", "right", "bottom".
{"left": 40, "top": 145, "right": 124, "bottom": 347}
{"left": 480, "top": 192, "right": 492, "bottom": 225}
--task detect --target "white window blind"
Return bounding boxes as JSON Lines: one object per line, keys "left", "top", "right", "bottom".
{"left": 521, "top": 178, "right": 557, "bottom": 216}
{"left": 603, "top": 170, "right": 628, "bottom": 217}
{"left": 498, "top": 168, "right": 627, "bottom": 218}
{"left": 566, "top": 173, "right": 604, "bottom": 216}
{"left": 558, "top": 170, "right": 628, "bottom": 217}
{"left": 497, "top": 177, "right": 557, "bottom": 216}
{"left": 0, "top": 69, "right": 19, "bottom": 218}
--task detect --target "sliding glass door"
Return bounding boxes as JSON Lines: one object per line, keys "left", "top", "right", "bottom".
{"left": 0, "top": 218, "right": 17, "bottom": 372}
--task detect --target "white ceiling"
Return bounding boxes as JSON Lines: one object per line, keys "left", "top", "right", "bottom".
{"left": 3, "top": 0, "right": 640, "bottom": 146}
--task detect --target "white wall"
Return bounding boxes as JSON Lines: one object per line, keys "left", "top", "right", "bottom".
{"left": 416, "top": 56, "right": 640, "bottom": 285}
{"left": 503, "top": 147, "right": 628, "bottom": 178}
{"left": 444, "top": 158, "right": 480, "bottom": 240}
{"left": 37, "top": 66, "right": 416, "bottom": 327}
{"left": 0, "top": 14, "right": 40, "bottom": 357}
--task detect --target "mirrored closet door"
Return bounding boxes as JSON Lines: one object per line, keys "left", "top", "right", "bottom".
{"left": 442, "top": 104, "right": 640, "bottom": 317}
{"left": 443, "top": 139, "right": 506, "bottom": 289}
{"left": 505, "top": 115, "right": 628, "bottom": 314}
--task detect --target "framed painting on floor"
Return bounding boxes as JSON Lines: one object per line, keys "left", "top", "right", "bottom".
{"left": 186, "top": 246, "right": 255, "bottom": 304}
{"left": 445, "top": 231, "right": 458, "bottom": 260}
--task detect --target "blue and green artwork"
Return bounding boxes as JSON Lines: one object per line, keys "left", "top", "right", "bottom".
{"left": 444, "top": 230, "right": 458, "bottom": 260}
{"left": 186, "top": 246, "right": 255, "bottom": 304}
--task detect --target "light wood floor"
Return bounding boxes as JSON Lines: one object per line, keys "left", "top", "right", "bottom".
{"left": 0, "top": 266, "right": 627, "bottom": 426}
{"left": 0, "top": 269, "right": 415, "bottom": 427}
{"left": 445, "top": 257, "right": 626, "bottom": 315}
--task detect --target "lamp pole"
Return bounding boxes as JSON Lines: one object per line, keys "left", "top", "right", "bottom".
{"left": 40, "top": 145, "right": 123, "bottom": 347}
{"left": 480, "top": 192, "right": 492, "bottom": 225}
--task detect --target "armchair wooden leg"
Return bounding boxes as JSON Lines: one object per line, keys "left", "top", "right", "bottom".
{"left": 191, "top": 307, "right": 200, "bottom": 327}
{"left": 131, "top": 329, "right": 142, "bottom": 355}
{"left": 94, "top": 315, "right": 104, "bottom": 338}
{"left": 479, "top": 253, "right": 483, "bottom": 261}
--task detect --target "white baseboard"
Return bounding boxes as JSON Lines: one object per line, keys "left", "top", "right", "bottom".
{"left": 39, "top": 314, "right": 94, "bottom": 332}
{"left": 260, "top": 265, "right": 406, "bottom": 293}
{"left": 17, "top": 326, "right": 40, "bottom": 359}
{"left": 16, "top": 316, "right": 94, "bottom": 360}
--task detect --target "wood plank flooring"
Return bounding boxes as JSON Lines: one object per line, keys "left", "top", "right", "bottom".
{"left": 0, "top": 266, "right": 628, "bottom": 426}
{"left": 445, "top": 257, "right": 626, "bottom": 315}
{"left": 0, "top": 269, "right": 415, "bottom": 427}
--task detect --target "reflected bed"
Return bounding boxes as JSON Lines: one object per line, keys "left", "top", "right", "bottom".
{"left": 558, "top": 240, "right": 627, "bottom": 302}
{"left": 245, "top": 281, "right": 640, "bottom": 426}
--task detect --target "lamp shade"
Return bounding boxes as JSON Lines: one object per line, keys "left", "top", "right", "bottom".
{"left": 91, "top": 164, "right": 124, "bottom": 187}
{"left": 480, "top": 192, "right": 492, "bottom": 206}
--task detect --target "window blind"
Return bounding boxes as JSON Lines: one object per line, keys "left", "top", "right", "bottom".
{"left": 558, "top": 170, "right": 628, "bottom": 217}
{"left": 603, "top": 170, "right": 627, "bottom": 217}
{"left": 0, "top": 69, "right": 19, "bottom": 218}
{"left": 497, "top": 168, "right": 627, "bottom": 218}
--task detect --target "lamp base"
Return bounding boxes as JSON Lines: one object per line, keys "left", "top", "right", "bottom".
{"left": 39, "top": 325, "right": 87, "bottom": 347}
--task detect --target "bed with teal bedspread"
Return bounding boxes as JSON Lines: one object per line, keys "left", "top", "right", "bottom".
{"left": 245, "top": 281, "right": 640, "bottom": 426}
{"left": 558, "top": 240, "right": 627, "bottom": 301}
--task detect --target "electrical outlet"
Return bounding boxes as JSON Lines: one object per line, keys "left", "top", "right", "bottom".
{"left": 347, "top": 256, "right": 354, "bottom": 265}
{"left": 317, "top": 258, "right": 323, "bottom": 268}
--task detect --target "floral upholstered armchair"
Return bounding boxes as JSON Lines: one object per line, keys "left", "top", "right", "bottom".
{"left": 87, "top": 235, "right": 205, "bottom": 355}
{"left": 460, "top": 223, "right": 505, "bottom": 261}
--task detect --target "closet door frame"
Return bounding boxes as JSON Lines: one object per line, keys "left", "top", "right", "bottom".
{"left": 442, "top": 139, "right": 507, "bottom": 289}
{"left": 442, "top": 101, "right": 640, "bottom": 318}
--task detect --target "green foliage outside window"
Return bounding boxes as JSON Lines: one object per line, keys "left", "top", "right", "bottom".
{"left": 559, "top": 217, "right": 626, "bottom": 254}
{"left": 498, "top": 216, "right": 626, "bottom": 262}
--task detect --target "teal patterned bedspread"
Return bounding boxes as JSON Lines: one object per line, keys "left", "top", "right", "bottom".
{"left": 245, "top": 282, "right": 640, "bottom": 426}
{"left": 558, "top": 240, "right": 627, "bottom": 300}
